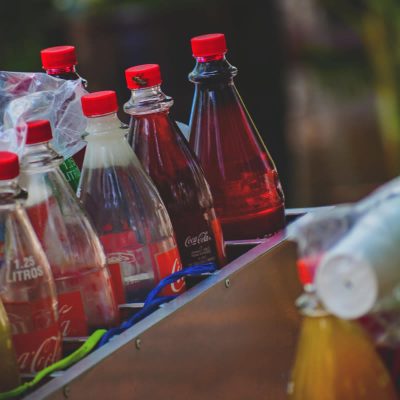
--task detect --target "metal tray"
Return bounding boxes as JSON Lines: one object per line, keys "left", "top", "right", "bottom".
{"left": 25, "top": 209, "right": 318, "bottom": 400}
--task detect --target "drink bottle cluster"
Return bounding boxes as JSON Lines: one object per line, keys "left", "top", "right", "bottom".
{"left": 0, "top": 33, "right": 286, "bottom": 383}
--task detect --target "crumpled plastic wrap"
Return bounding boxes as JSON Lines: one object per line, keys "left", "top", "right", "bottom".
{"left": 0, "top": 71, "right": 87, "bottom": 158}
{"left": 288, "top": 177, "right": 400, "bottom": 346}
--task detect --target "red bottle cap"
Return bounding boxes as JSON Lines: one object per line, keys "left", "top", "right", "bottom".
{"left": 26, "top": 120, "right": 53, "bottom": 145}
{"left": 81, "top": 91, "right": 119, "bottom": 117}
{"left": 125, "top": 64, "right": 162, "bottom": 89}
{"left": 0, "top": 152, "right": 19, "bottom": 180}
{"left": 41, "top": 45, "right": 77, "bottom": 70}
{"left": 191, "top": 33, "right": 227, "bottom": 57}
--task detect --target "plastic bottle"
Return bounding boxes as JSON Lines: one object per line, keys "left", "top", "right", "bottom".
{"left": 41, "top": 45, "right": 86, "bottom": 184}
{"left": 315, "top": 197, "right": 400, "bottom": 321}
{"left": 77, "top": 91, "right": 185, "bottom": 304}
{"left": 124, "top": 64, "right": 226, "bottom": 269}
{"left": 0, "top": 299, "right": 20, "bottom": 391}
{"left": 188, "top": 33, "right": 285, "bottom": 240}
{"left": 0, "top": 151, "right": 62, "bottom": 374}
{"left": 19, "top": 120, "right": 118, "bottom": 337}
{"left": 288, "top": 297, "right": 397, "bottom": 400}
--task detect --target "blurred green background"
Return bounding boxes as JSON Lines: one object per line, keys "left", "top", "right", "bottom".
{"left": 2, "top": 0, "right": 399, "bottom": 207}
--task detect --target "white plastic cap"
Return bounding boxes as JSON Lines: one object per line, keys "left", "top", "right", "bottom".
{"left": 315, "top": 254, "right": 378, "bottom": 319}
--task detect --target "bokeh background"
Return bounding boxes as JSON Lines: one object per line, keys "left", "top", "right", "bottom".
{"left": 2, "top": 0, "right": 399, "bottom": 207}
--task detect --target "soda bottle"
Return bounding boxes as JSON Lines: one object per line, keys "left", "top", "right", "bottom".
{"left": 0, "top": 151, "right": 62, "bottom": 374}
{"left": 19, "top": 120, "right": 118, "bottom": 337}
{"left": 78, "top": 91, "right": 185, "bottom": 304}
{"left": 188, "top": 33, "right": 285, "bottom": 240}
{"left": 40, "top": 45, "right": 86, "bottom": 183}
{"left": 124, "top": 64, "right": 226, "bottom": 269}
{"left": 0, "top": 299, "right": 20, "bottom": 391}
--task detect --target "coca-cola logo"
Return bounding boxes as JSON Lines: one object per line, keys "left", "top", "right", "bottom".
{"left": 170, "top": 257, "right": 185, "bottom": 294}
{"left": 184, "top": 231, "right": 211, "bottom": 248}
{"left": 17, "top": 333, "right": 60, "bottom": 373}
{"left": 108, "top": 251, "right": 137, "bottom": 264}
{"left": 59, "top": 304, "right": 73, "bottom": 336}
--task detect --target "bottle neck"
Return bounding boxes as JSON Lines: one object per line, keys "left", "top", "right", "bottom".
{"left": 189, "top": 55, "right": 238, "bottom": 85}
{"left": 45, "top": 65, "right": 78, "bottom": 78}
{"left": 195, "top": 53, "right": 225, "bottom": 63}
{"left": 124, "top": 85, "right": 173, "bottom": 116}
{"left": 85, "top": 113, "right": 123, "bottom": 137}
{"left": 45, "top": 65, "right": 88, "bottom": 87}
{"left": 21, "top": 142, "right": 63, "bottom": 171}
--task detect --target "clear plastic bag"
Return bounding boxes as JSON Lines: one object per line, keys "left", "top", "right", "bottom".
{"left": 0, "top": 71, "right": 87, "bottom": 159}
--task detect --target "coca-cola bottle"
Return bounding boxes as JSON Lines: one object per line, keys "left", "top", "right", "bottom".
{"left": 0, "top": 151, "right": 62, "bottom": 374}
{"left": 0, "top": 299, "right": 20, "bottom": 391}
{"left": 124, "top": 64, "right": 226, "bottom": 270}
{"left": 19, "top": 120, "right": 118, "bottom": 337}
{"left": 188, "top": 33, "right": 285, "bottom": 240}
{"left": 40, "top": 45, "right": 86, "bottom": 180}
{"left": 78, "top": 91, "right": 185, "bottom": 304}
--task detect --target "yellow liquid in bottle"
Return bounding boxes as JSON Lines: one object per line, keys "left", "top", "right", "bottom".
{"left": 0, "top": 299, "right": 20, "bottom": 392}
{"left": 288, "top": 315, "right": 397, "bottom": 400}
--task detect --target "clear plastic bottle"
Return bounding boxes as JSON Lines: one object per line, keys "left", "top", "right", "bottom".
{"left": 0, "top": 151, "right": 62, "bottom": 374}
{"left": 124, "top": 64, "right": 226, "bottom": 269}
{"left": 0, "top": 299, "right": 20, "bottom": 391}
{"left": 19, "top": 120, "right": 118, "bottom": 337}
{"left": 188, "top": 33, "right": 285, "bottom": 240}
{"left": 41, "top": 45, "right": 87, "bottom": 181}
{"left": 288, "top": 295, "right": 397, "bottom": 400}
{"left": 78, "top": 91, "right": 185, "bottom": 304}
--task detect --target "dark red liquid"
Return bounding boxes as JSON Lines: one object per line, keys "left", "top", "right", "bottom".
{"left": 129, "top": 112, "right": 226, "bottom": 268}
{"left": 188, "top": 58, "right": 285, "bottom": 240}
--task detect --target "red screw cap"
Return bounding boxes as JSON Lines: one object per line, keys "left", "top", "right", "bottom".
{"left": 125, "top": 64, "right": 162, "bottom": 89}
{"left": 81, "top": 91, "right": 119, "bottom": 117}
{"left": 26, "top": 120, "right": 53, "bottom": 145}
{"left": 41, "top": 45, "right": 77, "bottom": 70}
{"left": 0, "top": 152, "right": 19, "bottom": 180}
{"left": 191, "top": 33, "right": 227, "bottom": 57}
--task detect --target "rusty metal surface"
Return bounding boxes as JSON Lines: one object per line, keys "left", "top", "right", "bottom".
{"left": 28, "top": 238, "right": 302, "bottom": 400}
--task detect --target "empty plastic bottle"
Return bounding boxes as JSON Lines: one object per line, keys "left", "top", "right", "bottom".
{"left": 188, "top": 33, "right": 285, "bottom": 240}
{"left": 19, "top": 120, "right": 118, "bottom": 337}
{"left": 78, "top": 91, "right": 185, "bottom": 305}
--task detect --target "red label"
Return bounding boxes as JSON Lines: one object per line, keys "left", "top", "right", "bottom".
{"left": 12, "top": 324, "right": 61, "bottom": 374}
{"left": 108, "top": 263, "right": 126, "bottom": 305}
{"left": 154, "top": 246, "right": 185, "bottom": 296}
{"left": 4, "top": 299, "right": 61, "bottom": 374}
{"left": 58, "top": 291, "right": 89, "bottom": 337}
{"left": 101, "top": 231, "right": 148, "bottom": 304}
